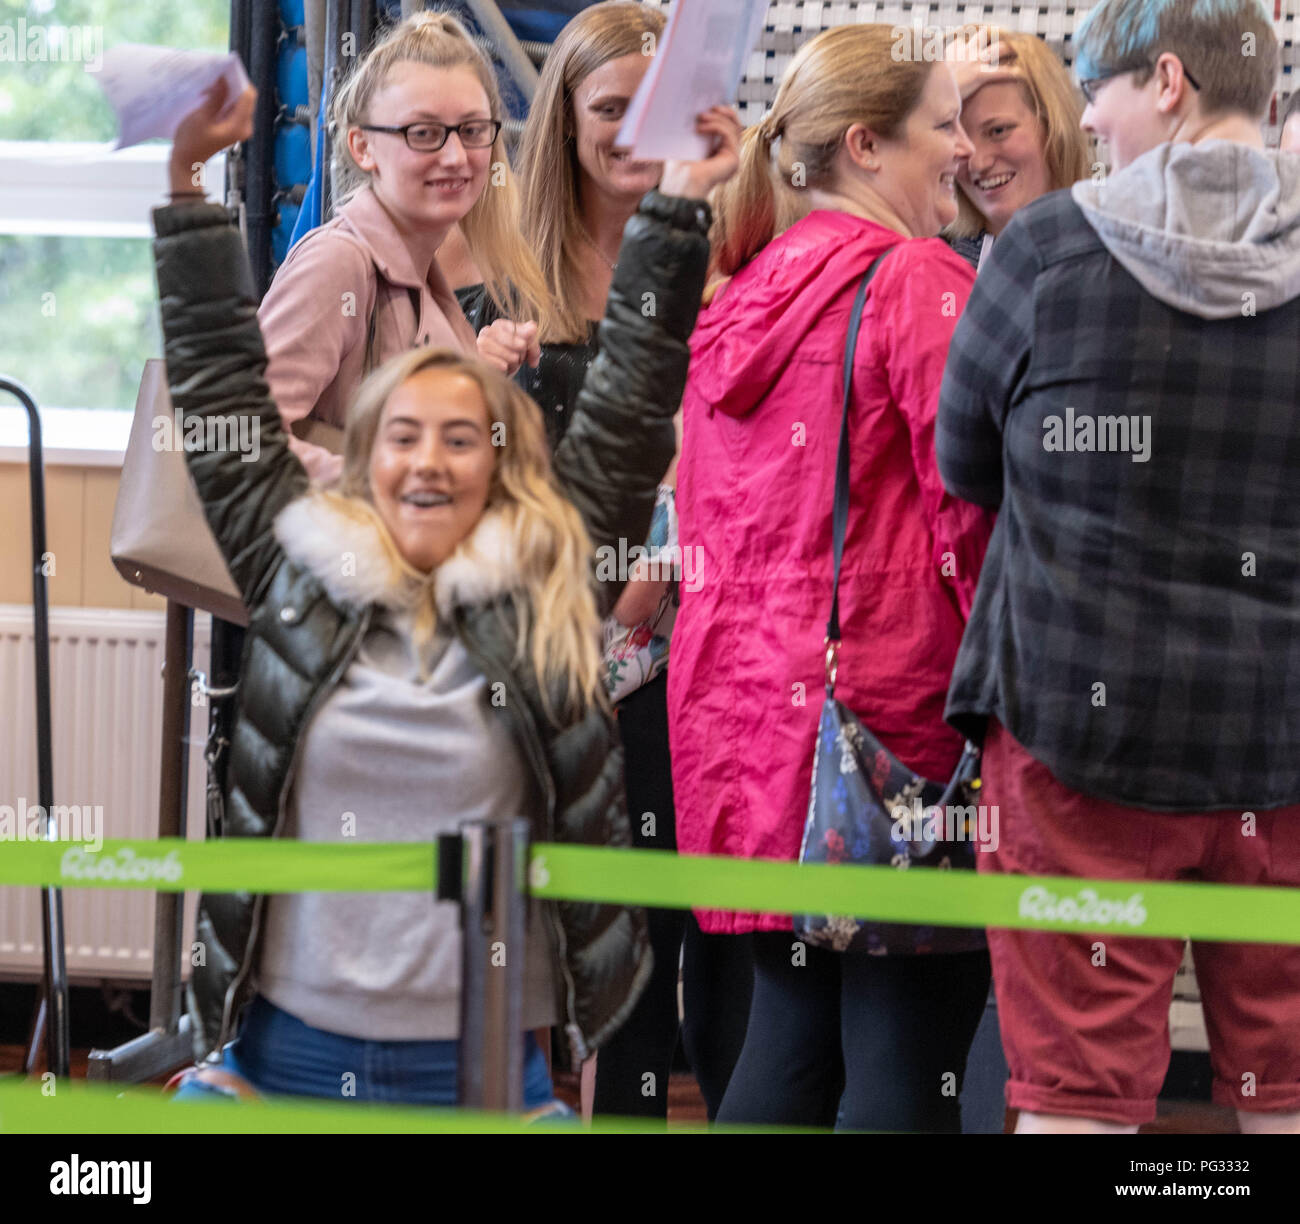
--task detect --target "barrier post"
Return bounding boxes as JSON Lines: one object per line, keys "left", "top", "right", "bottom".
{"left": 455, "top": 819, "right": 528, "bottom": 1110}
{"left": 2, "top": 375, "right": 70, "bottom": 1079}
{"left": 148, "top": 601, "right": 193, "bottom": 1033}
{"left": 86, "top": 606, "right": 198, "bottom": 1083}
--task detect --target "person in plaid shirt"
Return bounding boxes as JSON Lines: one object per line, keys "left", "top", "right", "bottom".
{"left": 937, "top": 0, "right": 1300, "bottom": 1134}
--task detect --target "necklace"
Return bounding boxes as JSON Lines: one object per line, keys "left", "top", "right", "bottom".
{"left": 578, "top": 224, "right": 618, "bottom": 273}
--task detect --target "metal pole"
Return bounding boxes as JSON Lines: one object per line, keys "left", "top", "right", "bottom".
{"left": 460, "top": 0, "right": 540, "bottom": 103}
{"left": 303, "top": 0, "right": 326, "bottom": 164}
{"left": 147, "top": 602, "right": 193, "bottom": 1033}
{"left": 2, "top": 375, "right": 70, "bottom": 1079}
{"left": 319, "top": 0, "right": 352, "bottom": 224}
{"left": 244, "top": 0, "right": 280, "bottom": 297}
{"left": 229, "top": 0, "right": 249, "bottom": 71}
{"left": 456, "top": 819, "right": 528, "bottom": 1110}
{"left": 349, "top": 0, "right": 374, "bottom": 55}
{"left": 86, "top": 603, "right": 202, "bottom": 1084}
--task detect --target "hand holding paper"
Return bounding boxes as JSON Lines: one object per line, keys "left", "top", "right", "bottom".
{"left": 91, "top": 44, "right": 252, "bottom": 151}
{"left": 168, "top": 77, "right": 257, "bottom": 193}
{"left": 660, "top": 107, "right": 743, "bottom": 200}
{"left": 618, "top": 0, "right": 767, "bottom": 162}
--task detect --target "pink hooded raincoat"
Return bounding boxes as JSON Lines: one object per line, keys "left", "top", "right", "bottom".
{"left": 668, "top": 210, "right": 995, "bottom": 934}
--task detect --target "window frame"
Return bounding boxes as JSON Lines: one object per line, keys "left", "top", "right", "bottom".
{"left": 0, "top": 139, "right": 226, "bottom": 461}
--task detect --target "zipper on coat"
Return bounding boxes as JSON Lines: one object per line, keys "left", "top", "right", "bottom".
{"left": 214, "top": 609, "right": 372, "bottom": 1052}
{"left": 215, "top": 605, "right": 592, "bottom": 1064}
{"left": 453, "top": 618, "right": 589, "bottom": 1058}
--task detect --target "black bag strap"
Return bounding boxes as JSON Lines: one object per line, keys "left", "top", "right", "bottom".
{"left": 827, "top": 248, "right": 895, "bottom": 650}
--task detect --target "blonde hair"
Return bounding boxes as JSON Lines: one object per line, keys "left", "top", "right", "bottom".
{"left": 708, "top": 24, "right": 934, "bottom": 282}
{"left": 337, "top": 346, "right": 604, "bottom": 719}
{"left": 330, "top": 11, "right": 550, "bottom": 328}
{"left": 949, "top": 27, "right": 1092, "bottom": 240}
{"left": 517, "top": 2, "right": 666, "bottom": 344}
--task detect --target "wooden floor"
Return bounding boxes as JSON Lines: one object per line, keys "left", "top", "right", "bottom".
{"left": 4, "top": 1045, "right": 1238, "bottom": 1131}
{"left": 552, "top": 1072, "right": 1239, "bottom": 1132}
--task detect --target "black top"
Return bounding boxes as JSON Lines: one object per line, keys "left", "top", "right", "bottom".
{"left": 945, "top": 231, "right": 985, "bottom": 271}
{"left": 457, "top": 284, "right": 600, "bottom": 454}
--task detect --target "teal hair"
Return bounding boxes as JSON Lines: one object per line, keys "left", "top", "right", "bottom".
{"left": 1074, "top": 0, "right": 1271, "bottom": 80}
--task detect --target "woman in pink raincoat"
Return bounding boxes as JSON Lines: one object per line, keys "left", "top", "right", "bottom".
{"left": 669, "top": 24, "right": 996, "bottom": 1131}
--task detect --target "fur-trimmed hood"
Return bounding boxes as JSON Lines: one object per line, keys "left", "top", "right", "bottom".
{"left": 273, "top": 491, "right": 522, "bottom": 619}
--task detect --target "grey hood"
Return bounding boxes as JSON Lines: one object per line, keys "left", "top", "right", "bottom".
{"left": 1072, "top": 140, "right": 1300, "bottom": 319}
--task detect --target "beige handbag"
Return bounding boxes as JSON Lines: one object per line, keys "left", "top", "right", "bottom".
{"left": 114, "top": 269, "right": 387, "bottom": 620}
{"left": 110, "top": 360, "right": 341, "bottom": 626}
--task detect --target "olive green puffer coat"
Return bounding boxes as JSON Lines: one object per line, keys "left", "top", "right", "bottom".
{"left": 151, "top": 191, "right": 711, "bottom": 1063}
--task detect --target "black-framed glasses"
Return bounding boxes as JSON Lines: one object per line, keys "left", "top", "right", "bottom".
{"left": 358, "top": 119, "right": 502, "bottom": 151}
{"left": 1079, "top": 61, "right": 1201, "bottom": 106}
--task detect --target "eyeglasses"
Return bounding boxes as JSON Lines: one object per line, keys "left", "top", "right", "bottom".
{"left": 1078, "top": 61, "right": 1201, "bottom": 106}
{"left": 357, "top": 119, "right": 502, "bottom": 151}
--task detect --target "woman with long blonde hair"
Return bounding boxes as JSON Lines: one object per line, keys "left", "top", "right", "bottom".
{"left": 671, "top": 24, "right": 996, "bottom": 1130}
{"left": 157, "top": 78, "right": 739, "bottom": 1109}
{"left": 469, "top": 0, "right": 668, "bottom": 439}
{"left": 258, "top": 10, "right": 550, "bottom": 482}
{"left": 464, "top": 1, "right": 753, "bottom": 1122}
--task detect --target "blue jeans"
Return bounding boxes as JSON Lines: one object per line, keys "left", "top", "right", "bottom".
{"left": 174, "top": 995, "right": 556, "bottom": 1109}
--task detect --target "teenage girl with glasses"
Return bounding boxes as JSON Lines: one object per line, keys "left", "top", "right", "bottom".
{"left": 257, "top": 11, "right": 550, "bottom": 484}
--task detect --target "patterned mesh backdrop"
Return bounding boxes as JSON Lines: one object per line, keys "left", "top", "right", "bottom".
{"left": 638, "top": 0, "right": 1298, "bottom": 136}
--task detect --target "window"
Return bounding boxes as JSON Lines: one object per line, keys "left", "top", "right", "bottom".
{"left": 0, "top": 0, "right": 229, "bottom": 142}
{"left": 0, "top": 1, "right": 229, "bottom": 422}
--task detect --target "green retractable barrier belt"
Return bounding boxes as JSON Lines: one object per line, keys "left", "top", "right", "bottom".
{"left": 0, "top": 838, "right": 1296, "bottom": 944}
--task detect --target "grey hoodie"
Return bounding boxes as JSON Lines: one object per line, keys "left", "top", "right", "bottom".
{"left": 1072, "top": 139, "right": 1300, "bottom": 319}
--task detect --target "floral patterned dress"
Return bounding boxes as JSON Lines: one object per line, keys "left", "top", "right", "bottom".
{"left": 602, "top": 484, "right": 678, "bottom": 705}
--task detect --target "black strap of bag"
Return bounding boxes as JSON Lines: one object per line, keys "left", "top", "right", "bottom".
{"left": 798, "top": 246, "right": 986, "bottom": 957}
{"left": 825, "top": 249, "right": 894, "bottom": 682}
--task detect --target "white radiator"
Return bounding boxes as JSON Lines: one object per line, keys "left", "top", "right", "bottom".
{"left": 0, "top": 605, "right": 209, "bottom": 982}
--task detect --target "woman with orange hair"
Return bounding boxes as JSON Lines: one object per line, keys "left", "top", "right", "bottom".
{"left": 945, "top": 27, "right": 1092, "bottom": 269}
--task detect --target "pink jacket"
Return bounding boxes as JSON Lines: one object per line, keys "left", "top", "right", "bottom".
{"left": 667, "top": 211, "right": 995, "bottom": 934}
{"left": 257, "top": 185, "right": 477, "bottom": 479}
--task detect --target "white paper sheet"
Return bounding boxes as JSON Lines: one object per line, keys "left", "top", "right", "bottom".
{"left": 89, "top": 45, "right": 251, "bottom": 150}
{"left": 618, "top": 0, "right": 768, "bottom": 162}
